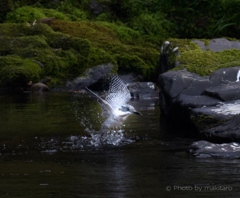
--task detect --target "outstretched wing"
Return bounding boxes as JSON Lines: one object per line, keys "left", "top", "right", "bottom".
{"left": 85, "top": 86, "right": 115, "bottom": 117}
{"left": 105, "top": 75, "right": 131, "bottom": 110}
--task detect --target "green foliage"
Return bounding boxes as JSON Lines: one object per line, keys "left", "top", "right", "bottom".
{"left": 57, "top": 1, "right": 89, "bottom": 21}
{"left": 128, "top": 12, "right": 174, "bottom": 43}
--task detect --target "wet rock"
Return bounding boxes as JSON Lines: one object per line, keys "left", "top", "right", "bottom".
{"left": 158, "top": 69, "right": 201, "bottom": 99}
{"left": 175, "top": 94, "right": 221, "bottom": 108}
{"left": 189, "top": 140, "right": 240, "bottom": 158}
{"left": 203, "top": 82, "right": 240, "bottom": 101}
{"left": 159, "top": 41, "right": 179, "bottom": 74}
{"left": 201, "top": 114, "right": 240, "bottom": 142}
{"left": 127, "top": 82, "right": 158, "bottom": 99}
{"left": 158, "top": 66, "right": 240, "bottom": 142}
{"left": 209, "top": 67, "right": 240, "bottom": 84}
{"left": 29, "top": 83, "right": 50, "bottom": 92}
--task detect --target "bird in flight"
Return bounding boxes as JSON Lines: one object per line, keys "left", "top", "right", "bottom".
{"left": 85, "top": 75, "right": 141, "bottom": 132}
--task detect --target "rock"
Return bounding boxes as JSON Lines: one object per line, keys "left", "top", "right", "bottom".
{"left": 203, "top": 82, "right": 240, "bottom": 101}
{"left": 159, "top": 41, "right": 179, "bottom": 74}
{"left": 175, "top": 94, "right": 221, "bottom": 108}
{"left": 159, "top": 69, "right": 201, "bottom": 99}
{"left": 127, "top": 82, "right": 158, "bottom": 99}
{"left": 119, "top": 73, "right": 144, "bottom": 83}
{"left": 192, "top": 38, "right": 240, "bottom": 52}
{"left": 89, "top": 0, "right": 104, "bottom": 16}
{"left": 189, "top": 140, "right": 240, "bottom": 158}
{"left": 29, "top": 83, "right": 50, "bottom": 92}
{"left": 158, "top": 66, "right": 240, "bottom": 142}
{"left": 209, "top": 66, "right": 240, "bottom": 84}
{"left": 67, "top": 63, "right": 114, "bottom": 90}
{"left": 201, "top": 114, "right": 240, "bottom": 142}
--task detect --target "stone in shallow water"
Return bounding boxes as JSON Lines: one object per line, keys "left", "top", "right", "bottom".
{"left": 201, "top": 113, "right": 240, "bottom": 141}
{"left": 189, "top": 140, "right": 240, "bottom": 158}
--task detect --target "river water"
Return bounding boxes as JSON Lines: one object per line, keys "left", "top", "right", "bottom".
{"left": 0, "top": 92, "right": 240, "bottom": 197}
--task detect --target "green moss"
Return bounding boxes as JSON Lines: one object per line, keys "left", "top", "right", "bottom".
{"left": 0, "top": 22, "right": 96, "bottom": 87}
{"left": 49, "top": 20, "right": 160, "bottom": 79}
{"left": 0, "top": 23, "right": 54, "bottom": 37}
{"left": 50, "top": 19, "right": 119, "bottom": 43}
{"left": 5, "top": 6, "right": 69, "bottom": 23}
{"left": 0, "top": 55, "right": 41, "bottom": 86}
{"left": 95, "top": 21, "right": 141, "bottom": 41}
{"left": 49, "top": 36, "right": 91, "bottom": 57}
{"left": 0, "top": 35, "right": 48, "bottom": 56}
{"left": 173, "top": 48, "right": 240, "bottom": 76}
{"left": 87, "top": 47, "right": 117, "bottom": 69}
{"left": 114, "top": 53, "right": 149, "bottom": 76}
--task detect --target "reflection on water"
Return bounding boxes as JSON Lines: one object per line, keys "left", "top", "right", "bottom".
{"left": 0, "top": 92, "right": 240, "bottom": 197}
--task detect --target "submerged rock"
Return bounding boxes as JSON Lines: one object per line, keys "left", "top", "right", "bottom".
{"left": 127, "top": 82, "right": 158, "bottom": 99}
{"left": 29, "top": 83, "right": 50, "bottom": 92}
{"left": 189, "top": 140, "right": 240, "bottom": 158}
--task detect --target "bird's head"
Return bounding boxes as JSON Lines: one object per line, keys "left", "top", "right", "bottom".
{"left": 119, "top": 105, "right": 142, "bottom": 116}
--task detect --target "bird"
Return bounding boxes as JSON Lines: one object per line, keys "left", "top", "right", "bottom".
{"left": 85, "top": 75, "right": 141, "bottom": 132}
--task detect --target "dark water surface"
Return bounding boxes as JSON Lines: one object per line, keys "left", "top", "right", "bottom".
{"left": 0, "top": 92, "right": 240, "bottom": 198}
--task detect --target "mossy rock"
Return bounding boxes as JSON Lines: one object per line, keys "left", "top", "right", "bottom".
{"left": 5, "top": 6, "right": 70, "bottom": 23}
{"left": 0, "top": 55, "right": 41, "bottom": 86}
{"left": 49, "top": 19, "right": 119, "bottom": 44}
{"left": 169, "top": 38, "right": 240, "bottom": 76}
{"left": 0, "top": 23, "right": 96, "bottom": 87}
{"left": 48, "top": 19, "right": 160, "bottom": 79}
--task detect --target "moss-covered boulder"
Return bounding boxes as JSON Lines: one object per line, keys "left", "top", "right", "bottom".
{"left": 49, "top": 19, "right": 160, "bottom": 79}
{"left": 167, "top": 38, "right": 240, "bottom": 76}
{"left": 0, "top": 22, "right": 115, "bottom": 88}
{"left": 0, "top": 55, "right": 41, "bottom": 87}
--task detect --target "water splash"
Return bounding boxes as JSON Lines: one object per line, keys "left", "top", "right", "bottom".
{"left": 211, "top": 100, "right": 240, "bottom": 115}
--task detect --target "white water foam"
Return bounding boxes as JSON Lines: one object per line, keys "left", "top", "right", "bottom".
{"left": 211, "top": 100, "right": 240, "bottom": 115}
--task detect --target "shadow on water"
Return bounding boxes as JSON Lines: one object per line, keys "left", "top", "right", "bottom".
{"left": 0, "top": 92, "right": 240, "bottom": 197}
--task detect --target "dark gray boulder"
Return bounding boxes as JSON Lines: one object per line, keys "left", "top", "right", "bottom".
{"left": 203, "top": 82, "right": 240, "bottom": 101}
{"left": 159, "top": 69, "right": 201, "bottom": 99}
{"left": 201, "top": 114, "right": 240, "bottom": 142}
{"left": 192, "top": 38, "right": 240, "bottom": 52}
{"left": 119, "top": 73, "right": 144, "bottom": 83}
{"left": 89, "top": 0, "right": 104, "bottom": 16}
{"left": 158, "top": 66, "right": 240, "bottom": 142}
{"left": 66, "top": 63, "right": 114, "bottom": 91}
{"left": 175, "top": 94, "right": 221, "bottom": 108}
{"left": 209, "top": 66, "right": 240, "bottom": 84}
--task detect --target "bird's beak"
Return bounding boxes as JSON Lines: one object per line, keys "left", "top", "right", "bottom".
{"left": 134, "top": 111, "right": 142, "bottom": 116}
